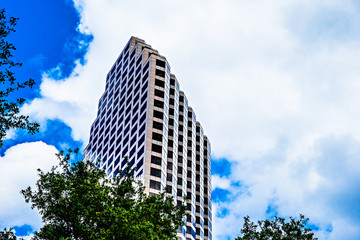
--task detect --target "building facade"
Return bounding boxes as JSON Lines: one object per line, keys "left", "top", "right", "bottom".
{"left": 83, "top": 37, "right": 212, "bottom": 240}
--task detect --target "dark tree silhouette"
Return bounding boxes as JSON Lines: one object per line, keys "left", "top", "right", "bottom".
{"left": 0, "top": 8, "right": 39, "bottom": 147}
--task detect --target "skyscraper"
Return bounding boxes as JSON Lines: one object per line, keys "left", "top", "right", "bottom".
{"left": 83, "top": 37, "right": 212, "bottom": 240}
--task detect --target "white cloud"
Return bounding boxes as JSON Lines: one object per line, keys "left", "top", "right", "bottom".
{"left": 0, "top": 142, "right": 57, "bottom": 230}
{"left": 212, "top": 175, "right": 231, "bottom": 190}
{"left": 21, "top": 0, "right": 360, "bottom": 239}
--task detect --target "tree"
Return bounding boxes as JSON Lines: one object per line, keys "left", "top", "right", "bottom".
{"left": 21, "top": 149, "right": 186, "bottom": 240}
{"left": 0, "top": 9, "right": 39, "bottom": 148}
{"left": 0, "top": 228, "right": 22, "bottom": 240}
{"left": 235, "top": 214, "right": 318, "bottom": 240}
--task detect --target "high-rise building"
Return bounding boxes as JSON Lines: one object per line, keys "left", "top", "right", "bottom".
{"left": 83, "top": 37, "right": 212, "bottom": 240}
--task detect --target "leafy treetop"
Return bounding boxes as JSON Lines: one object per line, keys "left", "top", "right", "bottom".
{"left": 235, "top": 214, "right": 318, "bottom": 240}
{"left": 20, "top": 149, "right": 186, "bottom": 240}
{"left": 0, "top": 8, "right": 39, "bottom": 148}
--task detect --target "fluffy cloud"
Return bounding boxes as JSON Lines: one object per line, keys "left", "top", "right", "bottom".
{"left": 21, "top": 0, "right": 360, "bottom": 239}
{"left": 0, "top": 142, "right": 57, "bottom": 231}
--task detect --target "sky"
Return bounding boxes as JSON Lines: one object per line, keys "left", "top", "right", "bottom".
{"left": 1, "top": 0, "right": 360, "bottom": 239}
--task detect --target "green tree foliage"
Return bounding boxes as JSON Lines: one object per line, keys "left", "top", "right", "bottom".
{"left": 21, "top": 149, "right": 186, "bottom": 240}
{"left": 235, "top": 214, "right": 318, "bottom": 240}
{"left": 0, "top": 9, "right": 39, "bottom": 147}
{"left": 0, "top": 228, "right": 22, "bottom": 240}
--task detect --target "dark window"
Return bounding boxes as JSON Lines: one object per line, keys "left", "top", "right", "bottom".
{"left": 151, "top": 155, "right": 162, "bottom": 165}
{"left": 125, "top": 114, "right": 131, "bottom": 126}
{"left": 127, "top": 85, "right": 133, "bottom": 96}
{"left": 140, "top": 101, "right": 147, "bottom": 113}
{"left": 122, "top": 146, "right": 128, "bottom": 157}
{"left": 110, "top": 134, "right": 116, "bottom": 145}
{"left": 143, "top": 61, "right": 150, "bottom": 73}
{"left": 131, "top": 113, "right": 138, "bottom": 125}
{"left": 124, "top": 124, "right": 130, "bottom": 135}
{"left": 137, "top": 146, "right": 144, "bottom": 158}
{"left": 130, "top": 135, "right": 137, "bottom": 146}
{"left": 128, "top": 66, "right": 134, "bottom": 77}
{"left": 155, "top": 79, "right": 165, "bottom": 88}
{"left": 142, "top": 71, "right": 149, "bottom": 82}
{"left": 134, "top": 82, "right": 141, "bottom": 94}
{"left": 130, "top": 49, "right": 136, "bottom": 60}
{"left": 187, "top": 150, "right": 192, "bottom": 157}
{"left": 142, "top": 81, "right": 148, "bottom": 93}
{"left": 140, "top": 112, "right": 147, "bottom": 123}
{"left": 150, "top": 167, "right": 162, "bottom": 178}
{"left": 116, "top": 124, "right": 123, "bottom": 137}
{"left": 131, "top": 124, "right": 138, "bottom": 136}
{"left": 130, "top": 146, "right": 136, "bottom": 157}
{"left": 135, "top": 67, "right": 141, "bottom": 76}
{"left": 138, "top": 134, "right": 145, "bottom": 147}
{"left": 150, "top": 180, "right": 161, "bottom": 190}
{"left": 136, "top": 169, "right": 143, "bottom": 178}
{"left": 132, "top": 103, "right": 139, "bottom": 115}
{"left": 136, "top": 56, "right": 143, "bottom": 66}
{"left": 121, "top": 69, "right": 127, "bottom": 79}
{"left": 137, "top": 157, "right": 143, "bottom": 170}
{"left": 152, "top": 144, "right": 162, "bottom": 154}
{"left": 154, "top": 99, "right": 164, "bottom": 109}
{"left": 154, "top": 89, "right": 164, "bottom": 98}
{"left": 139, "top": 122, "right": 146, "bottom": 133}
{"left": 141, "top": 92, "right": 148, "bottom": 103}
{"left": 156, "top": 59, "right": 166, "bottom": 68}
{"left": 133, "top": 92, "right": 140, "bottom": 105}
{"left": 153, "top": 110, "right": 163, "bottom": 120}
{"left": 167, "top": 162, "right": 173, "bottom": 170}
{"left": 155, "top": 69, "right": 165, "bottom": 78}
{"left": 123, "top": 134, "right": 129, "bottom": 145}
{"left": 153, "top": 121, "right": 162, "bottom": 130}
{"left": 152, "top": 132, "right": 162, "bottom": 142}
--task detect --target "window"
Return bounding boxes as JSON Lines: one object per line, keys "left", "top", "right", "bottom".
{"left": 137, "top": 146, "right": 144, "bottom": 158}
{"left": 136, "top": 55, "right": 143, "bottom": 66}
{"left": 152, "top": 144, "right": 162, "bottom": 154}
{"left": 167, "top": 150, "right": 173, "bottom": 159}
{"left": 155, "top": 69, "right": 165, "bottom": 78}
{"left": 167, "top": 162, "right": 173, "bottom": 170}
{"left": 141, "top": 91, "right": 148, "bottom": 103}
{"left": 155, "top": 79, "right": 165, "bottom": 88}
{"left": 130, "top": 48, "right": 136, "bottom": 60}
{"left": 139, "top": 122, "right": 146, "bottom": 133}
{"left": 143, "top": 61, "right": 149, "bottom": 73}
{"left": 130, "top": 135, "right": 137, "bottom": 146}
{"left": 151, "top": 155, "right": 162, "bottom": 165}
{"left": 153, "top": 110, "right": 163, "bottom": 120}
{"left": 138, "top": 134, "right": 145, "bottom": 147}
{"left": 154, "top": 89, "right": 164, "bottom": 98}
{"left": 130, "top": 146, "right": 136, "bottom": 157}
{"left": 140, "top": 112, "right": 147, "bottom": 124}
{"left": 152, "top": 121, "right": 162, "bottom": 130}
{"left": 154, "top": 99, "right": 164, "bottom": 109}
{"left": 150, "top": 167, "right": 161, "bottom": 178}
{"left": 150, "top": 180, "right": 161, "bottom": 190}
{"left": 152, "top": 132, "right": 162, "bottom": 142}
{"left": 131, "top": 124, "right": 137, "bottom": 136}
{"left": 137, "top": 158, "right": 143, "bottom": 169}
{"left": 156, "top": 59, "right": 166, "bottom": 68}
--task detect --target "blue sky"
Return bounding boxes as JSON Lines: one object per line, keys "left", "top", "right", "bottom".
{"left": 2, "top": 0, "right": 360, "bottom": 239}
